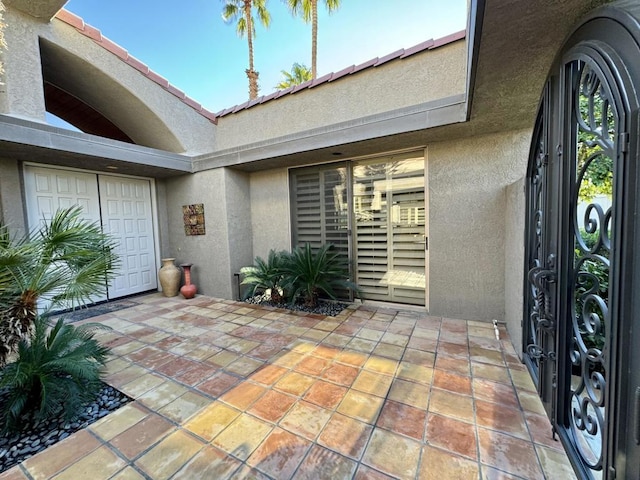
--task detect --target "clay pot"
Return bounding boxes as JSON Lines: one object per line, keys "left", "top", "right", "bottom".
{"left": 180, "top": 263, "right": 197, "bottom": 299}
{"left": 159, "top": 258, "right": 181, "bottom": 297}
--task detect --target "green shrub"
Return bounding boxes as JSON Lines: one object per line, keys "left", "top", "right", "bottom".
{"left": 0, "top": 316, "right": 111, "bottom": 432}
{"left": 240, "top": 249, "right": 290, "bottom": 303}
{"left": 0, "top": 206, "right": 118, "bottom": 366}
{"left": 281, "top": 243, "right": 359, "bottom": 308}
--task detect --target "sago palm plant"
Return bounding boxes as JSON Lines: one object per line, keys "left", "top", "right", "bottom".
{"left": 0, "top": 316, "right": 110, "bottom": 432}
{"left": 281, "top": 243, "right": 358, "bottom": 308}
{"left": 0, "top": 206, "right": 118, "bottom": 366}
{"left": 240, "top": 249, "right": 289, "bottom": 303}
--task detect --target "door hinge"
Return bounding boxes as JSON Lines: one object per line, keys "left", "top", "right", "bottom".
{"left": 609, "top": 466, "right": 616, "bottom": 479}
{"left": 620, "top": 132, "right": 629, "bottom": 153}
{"left": 425, "top": 237, "right": 428, "bottom": 251}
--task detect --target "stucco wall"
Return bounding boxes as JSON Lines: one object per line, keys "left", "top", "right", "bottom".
{"left": 164, "top": 168, "right": 252, "bottom": 299}
{"left": 215, "top": 41, "right": 467, "bottom": 151}
{"left": 505, "top": 177, "right": 525, "bottom": 356}
{"left": 0, "top": 157, "right": 26, "bottom": 236}
{"left": 249, "top": 169, "right": 291, "bottom": 260}
{"left": 0, "top": 5, "right": 216, "bottom": 154}
{"left": 428, "top": 129, "right": 531, "bottom": 322}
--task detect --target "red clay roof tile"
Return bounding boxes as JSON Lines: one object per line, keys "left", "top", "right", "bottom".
{"left": 374, "top": 49, "right": 404, "bottom": 67}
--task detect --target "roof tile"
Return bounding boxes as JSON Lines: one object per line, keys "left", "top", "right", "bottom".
{"left": 374, "top": 49, "right": 404, "bottom": 67}
{"left": 83, "top": 24, "right": 102, "bottom": 42}
{"left": 125, "top": 55, "right": 149, "bottom": 75}
{"left": 329, "top": 65, "right": 355, "bottom": 82}
{"left": 54, "top": 9, "right": 84, "bottom": 29}
{"left": 352, "top": 57, "right": 379, "bottom": 74}
{"left": 310, "top": 72, "right": 333, "bottom": 88}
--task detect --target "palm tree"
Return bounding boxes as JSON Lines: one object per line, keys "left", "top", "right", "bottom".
{"left": 0, "top": 206, "right": 118, "bottom": 366}
{"left": 222, "top": 0, "right": 271, "bottom": 100}
{"left": 0, "top": 0, "right": 7, "bottom": 82}
{"left": 283, "top": 0, "right": 341, "bottom": 79}
{"left": 275, "top": 62, "right": 312, "bottom": 89}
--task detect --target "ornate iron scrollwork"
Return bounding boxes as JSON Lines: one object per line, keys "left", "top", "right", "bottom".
{"left": 526, "top": 259, "right": 557, "bottom": 362}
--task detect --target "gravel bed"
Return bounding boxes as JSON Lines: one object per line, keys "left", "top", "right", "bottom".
{"left": 244, "top": 294, "right": 348, "bottom": 317}
{"left": 0, "top": 383, "right": 131, "bottom": 473}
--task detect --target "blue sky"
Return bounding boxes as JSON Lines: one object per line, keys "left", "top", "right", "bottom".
{"left": 62, "top": 0, "right": 468, "bottom": 114}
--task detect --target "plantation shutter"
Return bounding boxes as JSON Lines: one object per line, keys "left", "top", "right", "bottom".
{"left": 290, "top": 164, "right": 351, "bottom": 299}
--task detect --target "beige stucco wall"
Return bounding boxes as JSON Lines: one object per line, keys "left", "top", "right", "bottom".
{"left": 505, "top": 177, "right": 525, "bottom": 356}
{"left": 0, "top": 5, "right": 216, "bottom": 154}
{"left": 428, "top": 129, "right": 531, "bottom": 322}
{"left": 0, "top": 157, "right": 27, "bottom": 236}
{"left": 164, "top": 168, "right": 253, "bottom": 299}
{"left": 249, "top": 169, "right": 291, "bottom": 260}
{"left": 215, "top": 41, "right": 467, "bottom": 151}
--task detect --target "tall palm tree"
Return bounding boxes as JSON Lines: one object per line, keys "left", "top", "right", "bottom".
{"left": 0, "top": 0, "right": 7, "bottom": 82}
{"left": 283, "top": 0, "right": 341, "bottom": 79}
{"left": 222, "top": 0, "right": 271, "bottom": 100}
{"left": 275, "top": 62, "right": 312, "bottom": 89}
{"left": 0, "top": 206, "right": 118, "bottom": 366}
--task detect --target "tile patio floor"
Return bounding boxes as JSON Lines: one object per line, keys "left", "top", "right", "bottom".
{"left": 0, "top": 294, "right": 577, "bottom": 480}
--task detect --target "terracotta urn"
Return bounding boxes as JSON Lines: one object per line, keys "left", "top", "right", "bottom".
{"left": 180, "top": 263, "right": 197, "bottom": 299}
{"left": 159, "top": 258, "right": 181, "bottom": 297}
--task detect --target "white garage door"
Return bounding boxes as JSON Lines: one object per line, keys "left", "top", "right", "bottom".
{"left": 24, "top": 165, "right": 158, "bottom": 304}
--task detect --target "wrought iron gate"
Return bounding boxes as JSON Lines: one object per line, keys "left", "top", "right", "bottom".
{"left": 523, "top": 4, "right": 640, "bottom": 479}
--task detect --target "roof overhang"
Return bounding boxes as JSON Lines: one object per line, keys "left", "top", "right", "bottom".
{"left": 4, "top": 0, "right": 67, "bottom": 20}
{"left": 0, "top": 115, "right": 191, "bottom": 178}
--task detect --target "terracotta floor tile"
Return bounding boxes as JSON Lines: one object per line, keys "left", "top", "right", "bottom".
{"left": 358, "top": 328, "right": 385, "bottom": 342}
{"left": 183, "top": 401, "right": 240, "bottom": 441}
{"left": 376, "top": 399, "right": 427, "bottom": 440}
{"left": 337, "top": 389, "right": 385, "bottom": 424}
{"left": 157, "top": 390, "right": 210, "bottom": 423}
{"left": 354, "top": 465, "right": 396, "bottom": 480}
{"left": 281, "top": 401, "right": 332, "bottom": 441}
{"left": 110, "top": 413, "right": 174, "bottom": 459}
{"left": 106, "top": 364, "right": 149, "bottom": 388}
{"left": 473, "top": 378, "right": 520, "bottom": 408}
{"left": 272, "top": 350, "right": 305, "bottom": 368}
{"left": 155, "top": 356, "right": 201, "bottom": 377}
{"left": 348, "top": 337, "right": 378, "bottom": 353}
{"left": 437, "top": 341, "right": 470, "bottom": 357}
{"left": 22, "top": 430, "right": 101, "bottom": 480}
{"left": 318, "top": 412, "right": 373, "bottom": 460}
{"left": 428, "top": 388, "right": 474, "bottom": 423}
{"left": 380, "top": 331, "right": 409, "bottom": 347}
{"left": 220, "top": 381, "right": 267, "bottom": 410}
{"left": 510, "top": 368, "right": 538, "bottom": 392}
{"left": 418, "top": 446, "right": 480, "bottom": 480}
{"left": 387, "top": 378, "right": 430, "bottom": 409}
{"left": 407, "top": 336, "right": 438, "bottom": 352}
{"left": 225, "top": 356, "right": 264, "bottom": 376}
{"left": 89, "top": 403, "right": 149, "bottom": 441}
{"left": 136, "top": 430, "right": 203, "bottom": 480}
{"left": 312, "top": 344, "right": 341, "bottom": 359}
{"left": 137, "top": 381, "right": 190, "bottom": 410}
{"left": 323, "top": 332, "right": 352, "bottom": 348}
{"left": 212, "top": 414, "right": 273, "bottom": 460}
{"left": 372, "top": 342, "right": 405, "bottom": 360}
{"left": 293, "top": 445, "right": 357, "bottom": 480}
{"left": 247, "top": 427, "right": 311, "bottom": 478}
{"left": 103, "top": 466, "right": 145, "bottom": 480}
{"left": 304, "top": 380, "right": 348, "bottom": 409}
{"left": 352, "top": 370, "right": 394, "bottom": 397}
{"left": 196, "top": 371, "right": 241, "bottom": 397}
{"left": 525, "top": 411, "right": 564, "bottom": 450}
{"left": 274, "top": 371, "right": 316, "bottom": 396}
{"left": 294, "top": 356, "right": 330, "bottom": 376}
{"left": 249, "top": 389, "right": 297, "bottom": 422}
{"left": 535, "top": 444, "right": 578, "bottom": 480}
{"left": 475, "top": 399, "right": 529, "bottom": 439}
{"left": 426, "top": 413, "right": 477, "bottom": 460}
{"left": 396, "top": 363, "right": 433, "bottom": 384}
{"left": 172, "top": 444, "right": 241, "bottom": 479}
{"left": 250, "top": 364, "right": 289, "bottom": 386}
{"left": 517, "top": 389, "right": 547, "bottom": 416}
{"left": 402, "top": 348, "right": 436, "bottom": 367}
{"left": 435, "top": 353, "right": 471, "bottom": 375}
{"left": 363, "top": 356, "right": 398, "bottom": 376}
{"left": 362, "top": 428, "right": 422, "bottom": 479}
{"left": 207, "top": 350, "right": 241, "bottom": 367}
{"left": 470, "top": 346, "right": 505, "bottom": 366}
{"left": 174, "top": 362, "right": 219, "bottom": 386}
{"left": 471, "top": 362, "right": 511, "bottom": 384}
{"left": 119, "top": 372, "right": 166, "bottom": 398}
{"left": 433, "top": 369, "right": 472, "bottom": 395}
{"left": 51, "top": 445, "right": 126, "bottom": 480}
{"left": 321, "top": 363, "right": 360, "bottom": 386}
{"left": 335, "top": 350, "right": 369, "bottom": 367}
{"left": 477, "top": 428, "right": 544, "bottom": 480}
